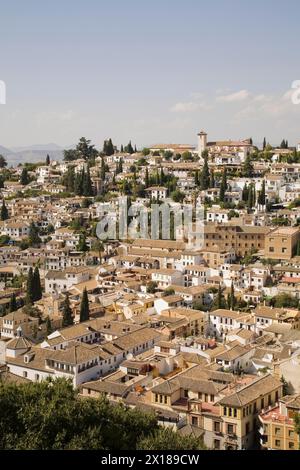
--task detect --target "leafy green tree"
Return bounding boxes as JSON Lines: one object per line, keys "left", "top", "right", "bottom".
{"left": 146, "top": 281, "right": 158, "bottom": 294}
{"left": 76, "top": 137, "right": 98, "bottom": 161}
{"left": 79, "top": 288, "right": 90, "bottom": 322}
{"left": 271, "top": 293, "right": 298, "bottom": 309}
{"left": 62, "top": 293, "right": 73, "bottom": 327}
{"left": 0, "top": 379, "right": 160, "bottom": 450}
{"left": 142, "top": 148, "right": 150, "bottom": 156}
{"left": 63, "top": 149, "right": 79, "bottom": 161}
{"left": 171, "top": 190, "right": 184, "bottom": 203}
{"left": 138, "top": 427, "right": 207, "bottom": 450}
{"left": 0, "top": 200, "right": 8, "bottom": 221}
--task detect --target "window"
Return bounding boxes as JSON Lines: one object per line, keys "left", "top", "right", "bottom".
{"left": 246, "top": 422, "right": 250, "bottom": 434}
{"left": 288, "top": 430, "right": 294, "bottom": 438}
{"left": 214, "top": 421, "right": 221, "bottom": 433}
{"left": 289, "top": 442, "right": 294, "bottom": 450}
{"left": 269, "top": 247, "right": 274, "bottom": 252}
{"left": 275, "top": 427, "right": 281, "bottom": 435}
{"left": 214, "top": 439, "right": 221, "bottom": 450}
{"left": 227, "top": 424, "right": 234, "bottom": 435}
{"left": 275, "top": 440, "right": 281, "bottom": 447}
{"left": 268, "top": 394, "right": 272, "bottom": 406}
{"left": 23, "top": 371, "right": 28, "bottom": 378}
{"left": 223, "top": 407, "right": 227, "bottom": 416}
{"left": 192, "top": 416, "right": 198, "bottom": 426}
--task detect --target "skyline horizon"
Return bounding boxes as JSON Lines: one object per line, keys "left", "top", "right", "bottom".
{"left": 1, "top": 0, "right": 300, "bottom": 148}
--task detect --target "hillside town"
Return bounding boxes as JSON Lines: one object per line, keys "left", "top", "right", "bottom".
{"left": 1, "top": 131, "right": 300, "bottom": 451}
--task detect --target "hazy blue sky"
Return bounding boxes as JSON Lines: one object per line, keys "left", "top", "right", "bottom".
{"left": 1, "top": 0, "right": 300, "bottom": 149}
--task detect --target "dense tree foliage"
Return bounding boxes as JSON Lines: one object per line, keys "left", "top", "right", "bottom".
{"left": 0, "top": 379, "right": 206, "bottom": 450}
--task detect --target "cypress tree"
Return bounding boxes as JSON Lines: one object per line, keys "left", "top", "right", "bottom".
{"left": 9, "top": 293, "right": 17, "bottom": 312}
{"left": 247, "top": 184, "right": 253, "bottom": 209}
{"left": 219, "top": 169, "right": 227, "bottom": 203}
{"left": 242, "top": 183, "right": 249, "bottom": 202}
{"left": 216, "top": 284, "right": 225, "bottom": 309}
{"left": 200, "top": 153, "right": 210, "bottom": 190}
{"left": 209, "top": 169, "right": 215, "bottom": 188}
{"left": 46, "top": 316, "right": 52, "bottom": 335}
{"left": 243, "top": 154, "right": 254, "bottom": 177}
{"left": 0, "top": 199, "right": 9, "bottom": 221}
{"left": 155, "top": 169, "right": 160, "bottom": 185}
{"left": 160, "top": 167, "right": 164, "bottom": 185}
{"left": 20, "top": 167, "right": 29, "bottom": 185}
{"left": 258, "top": 180, "right": 266, "bottom": 206}
{"left": 263, "top": 137, "right": 266, "bottom": 150}
{"left": 26, "top": 267, "right": 34, "bottom": 305}
{"left": 145, "top": 167, "right": 149, "bottom": 188}
{"left": 100, "top": 157, "right": 106, "bottom": 181}
{"left": 74, "top": 170, "right": 84, "bottom": 195}
{"left": 62, "top": 293, "right": 73, "bottom": 327}
{"left": 28, "top": 222, "right": 41, "bottom": 247}
{"left": 229, "top": 282, "right": 236, "bottom": 310}
{"left": 79, "top": 288, "right": 90, "bottom": 322}
{"left": 46, "top": 154, "right": 50, "bottom": 165}
{"left": 83, "top": 165, "right": 93, "bottom": 196}
{"left": 120, "top": 144, "right": 124, "bottom": 153}
{"left": 33, "top": 266, "right": 42, "bottom": 302}
{"left": 77, "top": 234, "right": 89, "bottom": 252}
{"left": 66, "top": 167, "right": 75, "bottom": 192}
{"left": 195, "top": 170, "right": 199, "bottom": 187}
{"left": 252, "top": 185, "right": 256, "bottom": 207}
{"left": 126, "top": 141, "right": 134, "bottom": 154}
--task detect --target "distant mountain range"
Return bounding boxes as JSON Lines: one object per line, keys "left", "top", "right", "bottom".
{"left": 0, "top": 144, "right": 65, "bottom": 166}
